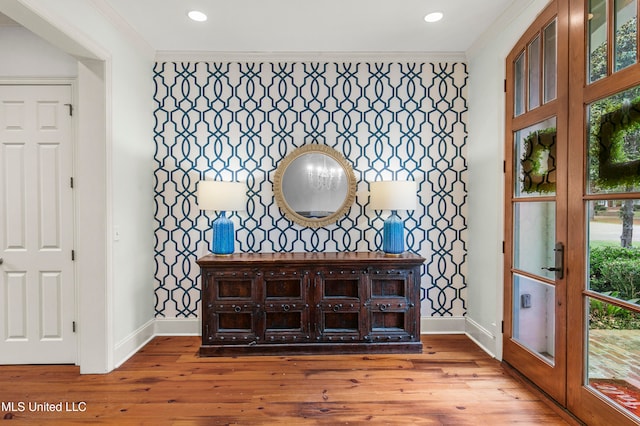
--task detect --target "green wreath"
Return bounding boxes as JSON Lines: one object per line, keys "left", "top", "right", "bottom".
{"left": 520, "top": 128, "right": 557, "bottom": 194}
{"left": 594, "top": 97, "right": 640, "bottom": 188}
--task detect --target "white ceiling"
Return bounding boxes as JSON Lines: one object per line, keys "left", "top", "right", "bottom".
{"left": 101, "top": 0, "right": 517, "bottom": 53}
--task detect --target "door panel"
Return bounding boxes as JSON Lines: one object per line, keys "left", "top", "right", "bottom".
{"left": 0, "top": 84, "right": 75, "bottom": 364}
{"left": 505, "top": 0, "right": 568, "bottom": 405}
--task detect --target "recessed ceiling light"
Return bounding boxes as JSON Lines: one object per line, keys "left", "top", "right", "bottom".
{"left": 424, "top": 12, "right": 444, "bottom": 23}
{"left": 188, "top": 10, "right": 208, "bottom": 22}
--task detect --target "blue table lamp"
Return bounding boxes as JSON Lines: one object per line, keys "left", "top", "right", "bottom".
{"left": 369, "top": 181, "right": 417, "bottom": 255}
{"left": 197, "top": 180, "right": 247, "bottom": 255}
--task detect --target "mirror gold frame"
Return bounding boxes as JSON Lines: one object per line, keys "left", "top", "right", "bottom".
{"left": 273, "top": 144, "right": 357, "bottom": 228}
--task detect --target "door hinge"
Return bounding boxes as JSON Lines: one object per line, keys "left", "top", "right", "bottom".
{"left": 71, "top": 250, "right": 76, "bottom": 261}
{"left": 503, "top": 161, "right": 506, "bottom": 173}
{"left": 64, "top": 103, "right": 73, "bottom": 116}
{"left": 502, "top": 241, "right": 505, "bottom": 253}
{"left": 501, "top": 321, "right": 504, "bottom": 333}
{"left": 504, "top": 79, "right": 507, "bottom": 93}
{"left": 72, "top": 321, "right": 76, "bottom": 333}
{"left": 70, "top": 177, "right": 74, "bottom": 188}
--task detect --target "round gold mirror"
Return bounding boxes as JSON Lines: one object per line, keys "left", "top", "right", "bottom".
{"left": 273, "top": 145, "right": 356, "bottom": 228}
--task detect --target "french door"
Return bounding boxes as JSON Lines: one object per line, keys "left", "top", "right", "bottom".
{"left": 506, "top": 0, "right": 640, "bottom": 424}
{"left": 505, "top": 0, "right": 569, "bottom": 405}
{"left": 567, "top": 0, "right": 640, "bottom": 424}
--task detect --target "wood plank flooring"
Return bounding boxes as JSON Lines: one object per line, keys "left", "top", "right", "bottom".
{"left": 0, "top": 335, "right": 575, "bottom": 425}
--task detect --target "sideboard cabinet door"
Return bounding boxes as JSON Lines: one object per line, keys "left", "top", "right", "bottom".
{"left": 366, "top": 268, "right": 419, "bottom": 342}
{"left": 262, "top": 268, "right": 312, "bottom": 343}
{"left": 202, "top": 269, "right": 263, "bottom": 345}
{"left": 314, "top": 269, "right": 367, "bottom": 342}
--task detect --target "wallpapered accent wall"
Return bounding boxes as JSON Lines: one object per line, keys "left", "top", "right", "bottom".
{"left": 153, "top": 61, "right": 468, "bottom": 320}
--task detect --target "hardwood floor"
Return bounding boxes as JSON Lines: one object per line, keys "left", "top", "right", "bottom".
{"left": 0, "top": 335, "right": 575, "bottom": 425}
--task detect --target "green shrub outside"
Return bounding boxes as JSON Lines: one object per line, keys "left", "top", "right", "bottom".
{"left": 599, "top": 259, "right": 640, "bottom": 300}
{"left": 589, "top": 246, "right": 640, "bottom": 329}
{"left": 589, "top": 246, "right": 640, "bottom": 298}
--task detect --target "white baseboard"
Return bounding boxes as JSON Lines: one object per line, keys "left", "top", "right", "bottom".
{"left": 112, "top": 318, "right": 199, "bottom": 369}
{"left": 154, "top": 317, "right": 200, "bottom": 335}
{"left": 465, "top": 317, "right": 498, "bottom": 359}
{"left": 113, "top": 319, "right": 155, "bottom": 368}
{"left": 421, "top": 316, "right": 466, "bottom": 334}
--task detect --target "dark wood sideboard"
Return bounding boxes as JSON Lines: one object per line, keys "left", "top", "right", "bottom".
{"left": 197, "top": 251, "right": 425, "bottom": 356}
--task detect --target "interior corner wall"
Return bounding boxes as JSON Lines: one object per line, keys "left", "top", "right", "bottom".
{"left": 108, "top": 40, "right": 156, "bottom": 364}
{"left": 153, "top": 60, "right": 469, "bottom": 326}
{"left": 465, "top": 0, "right": 555, "bottom": 359}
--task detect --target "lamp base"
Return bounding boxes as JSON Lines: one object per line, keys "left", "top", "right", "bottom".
{"left": 211, "top": 212, "right": 235, "bottom": 255}
{"left": 382, "top": 211, "right": 405, "bottom": 255}
{"left": 382, "top": 252, "right": 403, "bottom": 257}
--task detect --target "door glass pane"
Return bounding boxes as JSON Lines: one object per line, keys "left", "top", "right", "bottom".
{"left": 587, "top": 84, "right": 640, "bottom": 195}
{"left": 587, "top": 299, "right": 640, "bottom": 420}
{"left": 515, "top": 51, "right": 526, "bottom": 117}
{"left": 513, "top": 274, "right": 555, "bottom": 365}
{"left": 587, "top": 198, "right": 640, "bottom": 420}
{"left": 589, "top": 0, "right": 608, "bottom": 83}
{"left": 543, "top": 19, "right": 558, "bottom": 103}
{"left": 614, "top": 0, "right": 637, "bottom": 72}
{"left": 587, "top": 199, "right": 640, "bottom": 298}
{"left": 514, "top": 201, "right": 556, "bottom": 280}
{"left": 514, "top": 117, "right": 557, "bottom": 197}
{"left": 529, "top": 35, "right": 541, "bottom": 110}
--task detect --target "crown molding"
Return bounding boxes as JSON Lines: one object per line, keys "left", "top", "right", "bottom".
{"left": 155, "top": 50, "right": 467, "bottom": 63}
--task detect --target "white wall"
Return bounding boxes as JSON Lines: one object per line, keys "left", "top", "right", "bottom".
{"left": 465, "top": 0, "right": 551, "bottom": 359}
{"left": 0, "top": 0, "right": 156, "bottom": 371}
{"left": 0, "top": 26, "right": 76, "bottom": 77}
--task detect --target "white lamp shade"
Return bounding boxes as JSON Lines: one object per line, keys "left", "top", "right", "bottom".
{"left": 369, "top": 181, "right": 417, "bottom": 211}
{"left": 197, "top": 181, "right": 247, "bottom": 211}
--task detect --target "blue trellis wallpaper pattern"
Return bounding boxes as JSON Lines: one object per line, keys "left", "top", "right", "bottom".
{"left": 153, "top": 61, "right": 468, "bottom": 319}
